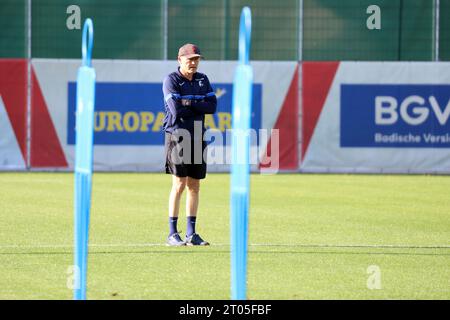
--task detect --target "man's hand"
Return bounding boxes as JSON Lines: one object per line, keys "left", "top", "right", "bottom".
{"left": 181, "top": 99, "right": 192, "bottom": 107}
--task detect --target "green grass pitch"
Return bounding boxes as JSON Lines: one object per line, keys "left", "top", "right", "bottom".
{"left": 0, "top": 172, "right": 449, "bottom": 299}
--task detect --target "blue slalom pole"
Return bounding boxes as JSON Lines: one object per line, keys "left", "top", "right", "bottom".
{"left": 73, "top": 18, "right": 95, "bottom": 300}
{"left": 230, "top": 7, "right": 252, "bottom": 300}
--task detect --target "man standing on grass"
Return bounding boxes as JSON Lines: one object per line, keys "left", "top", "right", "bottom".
{"left": 162, "top": 43, "right": 217, "bottom": 246}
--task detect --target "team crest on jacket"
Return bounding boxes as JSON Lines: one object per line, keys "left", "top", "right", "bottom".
{"left": 196, "top": 78, "right": 205, "bottom": 87}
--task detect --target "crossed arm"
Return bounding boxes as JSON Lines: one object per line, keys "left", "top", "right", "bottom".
{"left": 163, "top": 76, "right": 217, "bottom": 119}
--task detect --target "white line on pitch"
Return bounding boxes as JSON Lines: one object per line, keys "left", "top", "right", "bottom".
{"left": 0, "top": 243, "right": 449, "bottom": 249}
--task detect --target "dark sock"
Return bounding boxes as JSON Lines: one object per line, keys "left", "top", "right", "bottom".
{"left": 169, "top": 217, "right": 178, "bottom": 236}
{"left": 186, "top": 216, "right": 197, "bottom": 236}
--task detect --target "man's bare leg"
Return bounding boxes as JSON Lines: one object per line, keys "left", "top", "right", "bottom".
{"left": 169, "top": 175, "right": 186, "bottom": 218}
{"left": 186, "top": 177, "right": 200, "bottom": 217}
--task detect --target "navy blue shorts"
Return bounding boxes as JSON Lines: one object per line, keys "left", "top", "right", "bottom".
{"left": 165, "top": 132, "right": 207, "bottom": 180}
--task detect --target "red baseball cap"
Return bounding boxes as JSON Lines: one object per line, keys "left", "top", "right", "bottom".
{"left": 178, "top": 43, "right": 202, "bottom": 59}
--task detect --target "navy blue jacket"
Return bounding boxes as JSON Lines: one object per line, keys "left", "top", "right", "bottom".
{"left": 163, "top": 68, "right": 217, "bottom": 135}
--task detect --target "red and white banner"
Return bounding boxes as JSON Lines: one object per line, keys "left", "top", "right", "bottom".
{"left": 5, "top": 59, "right": 450, "bottom": 173}
{"left": 0, "top": 59, "right": 299, "bottom": 172}
{"left": 302, "top": 62, "right": 450, "bottom": 173}
{"left": 0, "top": 60, "right": 27, "bottom": 170}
